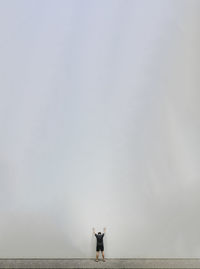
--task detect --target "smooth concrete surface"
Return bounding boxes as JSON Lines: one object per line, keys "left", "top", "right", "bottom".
{"left": 1, "top": 259, "right": 200, "bottom": 269}
{"left": 1, "top": 0, "right": 200, "bottom": 259}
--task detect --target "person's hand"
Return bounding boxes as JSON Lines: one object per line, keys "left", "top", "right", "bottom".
{"left": 92, "top": 227, "right": 95, "bottom": 232}
{"left": 103, "top": 227, "right": 106, "bottom": 232}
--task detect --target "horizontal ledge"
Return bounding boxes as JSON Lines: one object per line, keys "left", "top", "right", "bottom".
{"left": 1, "top": 259, "right": 200, "bottom": 269}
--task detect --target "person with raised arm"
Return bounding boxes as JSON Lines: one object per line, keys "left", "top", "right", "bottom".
{"left": 92, "top": 227, "right": 106, "bottom": 262}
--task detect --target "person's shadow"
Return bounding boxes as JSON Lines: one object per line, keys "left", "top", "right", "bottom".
{"left": 90, "top": 232, "right": 96, "bottom": 259}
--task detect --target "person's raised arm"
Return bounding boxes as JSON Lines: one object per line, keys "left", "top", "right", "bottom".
{"left": 92, "top": 227, "right": 96, "bottom": 235}
{"left": 103, "top": 227, "right": 106, "bottom": 235}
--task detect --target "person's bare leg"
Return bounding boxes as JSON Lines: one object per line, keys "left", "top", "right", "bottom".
{"left": 96, "top": 251, "right": 99, "bottom": 261}
{"left": 102, "top": 251, "right": 105, "bottom": 261}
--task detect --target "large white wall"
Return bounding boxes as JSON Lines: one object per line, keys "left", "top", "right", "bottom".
{"left": 0, "top": 0, "right": 200, "bottom": 258}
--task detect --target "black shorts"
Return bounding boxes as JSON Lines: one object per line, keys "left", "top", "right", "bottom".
{"left": 96, "top": 244, "right": 104, "bottom": 251}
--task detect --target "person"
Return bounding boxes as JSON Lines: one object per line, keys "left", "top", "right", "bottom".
{"left": 92, "top": 227, "right": 106, "bottom": 262}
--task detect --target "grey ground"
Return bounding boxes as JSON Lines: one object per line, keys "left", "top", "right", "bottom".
{"left": 1, "top": 259, "right": 200, "bottom": 269}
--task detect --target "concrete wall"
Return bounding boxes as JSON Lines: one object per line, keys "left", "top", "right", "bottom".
{"left": 0, "top": 0, "right": 200, "bottom": 258}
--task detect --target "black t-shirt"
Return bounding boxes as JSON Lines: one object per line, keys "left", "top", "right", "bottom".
{"left": 95, "top": 233, "right": 104, "bottom": 245}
